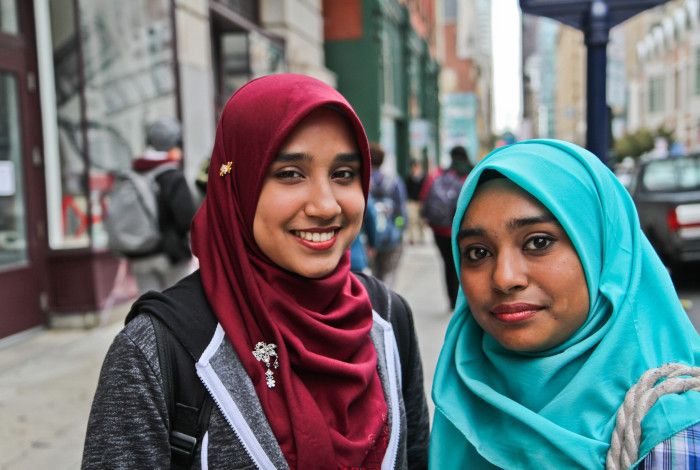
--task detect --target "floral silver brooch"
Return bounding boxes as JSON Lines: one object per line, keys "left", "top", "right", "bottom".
{"left": 252, "top": 342, "right": 279, "bottom": 388}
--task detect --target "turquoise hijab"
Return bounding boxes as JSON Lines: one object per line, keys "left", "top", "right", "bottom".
{"left": 430, "top": 140, "right": 700, "bottom": 469}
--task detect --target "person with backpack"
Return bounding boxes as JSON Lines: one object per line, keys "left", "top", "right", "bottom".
{"left": 420, "top": 145, "right": 472, "bottom": 310}
{"left": 82, "top": 74, "right": 429, "bottom": 469}
{"left": 106, "top": 118, "right": 196, "bottom": 294}
{"left": 404, "top": 158, "right": 426, "bottom": 244}
{"left": 367, "top": 143, "right": 408, "bottom": 288}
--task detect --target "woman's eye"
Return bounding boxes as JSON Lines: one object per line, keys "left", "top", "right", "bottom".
{"left": 274, "top": 169, "right": 303, "bottom": 180}
{"left": 332, "top": 168, "right": 357, "bottom": 181}
{"left": 462, "top": 246, "right": 490, "bottom": 262}
{"left": 524, "top": 236, "right": 554, "bottom": 251}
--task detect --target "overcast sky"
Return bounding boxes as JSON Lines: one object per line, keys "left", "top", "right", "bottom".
{"left": 491, "top": 0, "right": 523, "bottom": 134}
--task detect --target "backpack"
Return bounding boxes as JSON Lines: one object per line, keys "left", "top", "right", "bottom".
{"left": 133, "top": 271, "right": 412, "bottom": 469}
{"left": 369, "top": 174, "right": 404, "bottom": 251}
{"left": 104, "top": 164, "right": 177, "bottom": 256}
{"left": 421, "top": 170, "right": 463, "bottom": 227}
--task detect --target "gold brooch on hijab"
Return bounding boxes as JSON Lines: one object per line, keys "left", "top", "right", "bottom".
{"left": 219, "top": 161, "right": 233, "bottom": 176}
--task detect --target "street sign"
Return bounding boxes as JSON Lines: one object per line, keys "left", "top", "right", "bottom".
{"left": 520, "top": 0, "right": 667, "bottom": 30}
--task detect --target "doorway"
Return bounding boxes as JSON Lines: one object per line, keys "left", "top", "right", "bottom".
{"left": 0, "top": 0, "right": 48, "bottom": 338}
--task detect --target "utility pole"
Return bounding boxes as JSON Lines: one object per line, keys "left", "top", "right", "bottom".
{"left": 519, "top": 0, "right": 668, "bottom": 165}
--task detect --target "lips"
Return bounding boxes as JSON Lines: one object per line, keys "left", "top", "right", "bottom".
{"left": 490, "top": 303, "right": 544, "bottom": 323}
{"left": 291, "top": 227, "right": 340, "bottom": 250}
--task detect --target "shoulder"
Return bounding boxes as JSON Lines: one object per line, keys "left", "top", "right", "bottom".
{"left": 122, "top": 314, "right": 159, "bottom": 366}
{"left": 353, "top": 272, "right": 414, "bottom": 342}
{"left": 126, "top": 271, "right": 217, "bottom": 360}
{"left": 93, "top": 315, "right": 162, "bottom": 398}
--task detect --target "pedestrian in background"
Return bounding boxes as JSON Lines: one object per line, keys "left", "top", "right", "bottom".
{"left": 350, "top": 193, "right": 378, "bottom": 275}
{"left": 404, "top": 158, "right": 426, "bottom": 244}
{"left": 83, "top": 74, "right": 428, "bottom": 469}
{"left": 368, "top": 143, "right": 408, "bottom": 288}
{"left": 127, "top": 118, "right": 196, "bottom": 294}
{"left": 430, "top": 139, "right": 700, "bottom": 469}
{"left": 420, "top": 145, "right": 472, "bottom": 310}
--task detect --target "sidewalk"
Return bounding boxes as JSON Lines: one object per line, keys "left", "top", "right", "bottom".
{"left": 0, "top": 240, "right": 450, "bottom": 469}
{"left": 0, "top": 306, "right": 130, "bottom": 469}
{"left": 393, "top": 238, "right": 453, "bottom": 418}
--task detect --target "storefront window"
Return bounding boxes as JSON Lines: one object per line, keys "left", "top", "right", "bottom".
{"left": 0, "top": 73, "right": 27, "bottom": 267}
{"left": 249, "top": 31, "right": 285, "bottom": 78}
{"left": 218, "top": 30, "right": 285, "bottom": 110}
{"left": 79, "top": 0, "right": 177, "bottom": 249}
{"left": 221, "top": 32, "right": 249, "bottom": 102}
{"left": 46, "top": 0, "right": 89, "bottom": 248}
{"left": 0, "top": 0, "right": 19, "bottom": 35}
{"left": 218, "top": 0, "right": 258, "bottom": 23}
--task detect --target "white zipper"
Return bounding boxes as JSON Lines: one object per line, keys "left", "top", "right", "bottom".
{"left": 196, "top": 324, "right": 277, "bottom": 470}
{"left": 200, "top": 431, "right": 209, "bottom": 469}
{"left": 373, "top": 311, "right": 402, "bottom": 470}
{"left": 197, "top": 319, "right": 402, "bottom": 469}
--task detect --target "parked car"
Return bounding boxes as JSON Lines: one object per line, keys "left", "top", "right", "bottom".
{"left": 629, "top": 153, "right": 700, "bottom": 268}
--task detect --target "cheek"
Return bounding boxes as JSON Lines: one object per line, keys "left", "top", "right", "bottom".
{"left": 252, "top": 189, "right": 298, "bottom": 249}
{"left": 342, "top": 187, "right": 366, "bottom": 224}
{"left": 460, "top": 266, "right": 487, "bottom": 305}
{"left": 550, "top": 255, "right": 590, "bottom": 320}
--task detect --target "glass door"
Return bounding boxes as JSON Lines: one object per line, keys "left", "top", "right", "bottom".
{"left": 0, "top": 0, "right": 46, "bottom": 339}
{"left": 0, "top": 72, "right": 28, "bottom": 268}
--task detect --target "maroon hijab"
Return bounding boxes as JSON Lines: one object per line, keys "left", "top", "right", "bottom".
{"left": 190, "top": 74, "right": 387, "bottom": 468}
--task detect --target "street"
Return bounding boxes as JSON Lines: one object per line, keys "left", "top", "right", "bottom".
{"left": 672, "top": 263, "right": 700, "bottom": 332}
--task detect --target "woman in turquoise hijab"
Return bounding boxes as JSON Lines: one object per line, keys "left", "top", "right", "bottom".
{"left": 430, "top": 139, "right": 700, "bottom": 469}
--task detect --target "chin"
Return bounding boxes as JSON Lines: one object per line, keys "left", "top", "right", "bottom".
{"left": 296, "top": 259, "right": 340, "bottom": 279}
{"left": 301, "top": 268, "right": 336, "bottom": 279}
{"left": 495, "top": 336, "right": 543, "bottom": 353}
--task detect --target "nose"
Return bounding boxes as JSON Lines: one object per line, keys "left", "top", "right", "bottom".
{"left": 304, "top": 179, "right": 342, "bottom": 220}
{"left": 491, "top": 249, "right": 528, "bottom": 294}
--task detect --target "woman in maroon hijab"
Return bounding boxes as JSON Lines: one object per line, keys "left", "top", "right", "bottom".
{"left": 82, "top": 74, "right": 429, "bottom": 469}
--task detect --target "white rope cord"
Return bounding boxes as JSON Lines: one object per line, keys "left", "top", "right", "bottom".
{"left": 606, "top": 363, "right": 700, "bottom": 470}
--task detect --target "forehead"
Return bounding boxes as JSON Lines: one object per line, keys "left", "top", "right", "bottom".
{"left": 464, "top": 178, "right": 555, "bottom": 224}
{"left": 280, "top": 107, "right": 356, "bottom": 150}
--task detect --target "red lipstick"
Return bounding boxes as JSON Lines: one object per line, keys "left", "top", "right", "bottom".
{"left": 490, "top": 303, "right": 543, "bottom": 323}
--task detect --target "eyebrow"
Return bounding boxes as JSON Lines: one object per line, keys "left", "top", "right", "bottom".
{"left": 275, "top": 152, "right": 311, "bottom": 163}
{"left": 274, "top": 152, "right": 361, "bottom": 163}
{"left": 457, "top": 214, "right": 559, "bottom": 241}
{"left": 507, "top": 214, "right": 557, "bottom": 230}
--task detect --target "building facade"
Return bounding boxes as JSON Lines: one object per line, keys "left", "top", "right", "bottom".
{"left": 322, "top": 0, "right": 440, "bottom": 175}
{"left": 622, "top": 0, "right": 700, "bottom": 153}
{"left": 0, "top": 0, "right": 332, "bottom": 340}
{"left": 437, "top": 0, "right": 491, "bottom": 164}
{"left": 521, "top": 15, "right": 559, "bottom": 141}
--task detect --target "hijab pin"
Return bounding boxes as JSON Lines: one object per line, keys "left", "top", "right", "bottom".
{"left": 252, "top": 342, "right": 279, "bottom": 388}
{"left": 219, "top": 161, "right": 233, "bottom": 176}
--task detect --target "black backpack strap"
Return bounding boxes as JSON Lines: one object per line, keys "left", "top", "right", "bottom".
{"left": 151, "top": 314, "right": 213, "bottom": 469}
{"left": 127, "top": 272, "right": 217, "bottom": 469}
{"left": 354, "top": 272, "right": 430, "bottom": 468}
{"left": 354, "top": 272, "right": 411, "bottom": 377}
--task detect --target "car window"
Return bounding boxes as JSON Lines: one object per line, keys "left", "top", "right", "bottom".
{"left": 642, "top": 155, "right": 700, "bottom": 191}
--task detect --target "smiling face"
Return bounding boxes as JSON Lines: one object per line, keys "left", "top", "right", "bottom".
{"left": 457, "top": 178, "right": 590, "bottom": 352}
{"left": 253, "top": 107, "right": 365, "bottom": 278}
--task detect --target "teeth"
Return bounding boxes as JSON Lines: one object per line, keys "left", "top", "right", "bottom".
{"left": 295, "top": 230, "right": 335, "bottom": 242}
